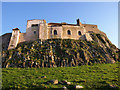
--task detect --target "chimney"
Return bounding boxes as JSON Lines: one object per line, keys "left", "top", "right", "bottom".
{"left": 77, "top": 19, "right": 82, "bottom": 26}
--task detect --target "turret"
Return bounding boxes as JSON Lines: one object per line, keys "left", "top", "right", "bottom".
{"left": 8, "top": 28, "right": 20, "bottom": 50}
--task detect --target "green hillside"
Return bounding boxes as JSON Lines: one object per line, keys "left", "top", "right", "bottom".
{"left": 2, "top": 63, "right": 119, "bottom": 89}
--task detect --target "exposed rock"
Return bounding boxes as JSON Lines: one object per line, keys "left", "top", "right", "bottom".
{"left": 41, "top": 76, "right": 46, "bottom": 78}
{"left": 2, "top": 33, "right": 119, "bottom": 68}
{"left": 50, "top": 79, "right": 58, "bottom": 84}
{"left": 66, "top": 82, "right": 71, "bottom": 85}
{"left": 105, "top": 54, "right": 115, "bottom": 63}
{"left": 60, "top": 80, "right": 71, "bottom": 85}
{"left": 101, "top": 36, "right": 110, "bottom": 48}
{"left": 84, "top": 33, "right": 93, "bottom": 41}
{"left": 62, "top": 86, "right": 67, "bottom": 89}
{"left": 109, "top": 84, "right": 119, "bottom": 88}
{"left": 62, "top": 80, "right": 67, "bottom": 84}
{"left": 74, "top": 85, "right": 84, "bottom": 88}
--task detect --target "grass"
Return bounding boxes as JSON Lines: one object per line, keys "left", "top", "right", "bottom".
{"left": 2, "top": 62, "right": 119, "bottom": 89}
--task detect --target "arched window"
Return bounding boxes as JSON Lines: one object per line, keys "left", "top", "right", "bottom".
{"left": 54, "top": 30, "right": 57, "bottom": 35}
{"left": 67, "top": 30, "right": 71, "bottom": 35}
{"left": 78, "top": 31, "right": 81, "bottom": 35}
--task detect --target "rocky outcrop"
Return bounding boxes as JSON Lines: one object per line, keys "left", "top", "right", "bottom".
{"left": 2, "top": 33, "right": 119, "bottom": 68}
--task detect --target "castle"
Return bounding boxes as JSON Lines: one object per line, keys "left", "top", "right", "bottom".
{"left": 1, "top": 19, "right": 106, "bottom": 50}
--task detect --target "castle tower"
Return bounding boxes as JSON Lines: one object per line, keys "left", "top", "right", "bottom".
{"left": 26, "top": 19, "right": 48, "bottom": 41}
{"left": 39, "top": 19, "right": 48, "bottom": 41}
{"left": 8, "top": 28, "right": 20, "bottom": 50}
{"left": 26, "top": 20, "right": 40, "bottom": 41}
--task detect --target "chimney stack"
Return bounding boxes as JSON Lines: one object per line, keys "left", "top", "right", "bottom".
{"left": 77, "top": 19, "right": 82, "bottom": 26}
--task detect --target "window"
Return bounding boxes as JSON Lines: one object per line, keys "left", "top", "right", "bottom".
{"left": 78, "top": 31, "right": 81, "bottom": 35}
{"left": 10, "top": 45, "right": 14, "bottom": 47}
{"left": 34, "top": 31, "right": 36, "bottom": 34}
{"left": 67, "top": 30, "right": 71, "bottom": 35}
{"left": 32, "top": 24, "right": 38, "bottom": 27}
{"left": 54, "top": 30, "right": 57, "bottom": 35}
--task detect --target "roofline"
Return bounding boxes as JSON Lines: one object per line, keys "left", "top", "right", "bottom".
{"left": 27, "top": 19, "right": 45, "bottom": 22}
{"left": 48, "top": 23, "right": 78, "bottom": 26}
{"left": 1, "top": 33, "right": 12, "bottom": 37}
{"left": 83, "top": 24, "right": 97, "bottom": 26}
{"left": 12, "top": 28, "right": 20, "bottom": 30}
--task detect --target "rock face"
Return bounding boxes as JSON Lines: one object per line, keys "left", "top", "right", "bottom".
{"left": 2, "top": 33, "right": 119, "bottom": 68}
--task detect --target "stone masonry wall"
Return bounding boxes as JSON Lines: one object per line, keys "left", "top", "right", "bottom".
{"left": 39, "top": 23, "right": 48, "bottom": 40}
{"left": 2, "top": 19, "right": 108, "bottom": 50}
{"left": 47, "top": 26, "right": 63, "bottom": 39}
{"left": 83, "top": 24, "right": 106, "bottom": 36}
{"left": 62, "top": 25, "right": 85, "bottom": 40}
{"left": 1, "top": 33, "right": 12, "bottom": 50}
{"left": 18, "top": 33, "right": 27, "bottom": 43}
{"left": 26, "top": 20, "right": 44, "bottom": 41}
{"left": 8, "top": 30, "right": 20, "bottom": 50}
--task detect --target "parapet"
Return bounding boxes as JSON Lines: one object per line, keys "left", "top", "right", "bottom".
{"left": 83, "top": 24, "right": 106, "bottom": 36}
{"left": 83, "top": 24, "right": 98, "bottom": 28}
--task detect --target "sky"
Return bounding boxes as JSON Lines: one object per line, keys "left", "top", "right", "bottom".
{"left": 2, "top": 2, "right": 118, "bottom": 47}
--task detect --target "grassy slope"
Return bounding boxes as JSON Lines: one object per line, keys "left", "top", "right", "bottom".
{"left": 2, "top": 62, "right": 119, "bottom": 89}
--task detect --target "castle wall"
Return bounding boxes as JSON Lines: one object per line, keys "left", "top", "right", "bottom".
{"left": 62, "top": 25, "right": 85, "bottom": 40}
{"left": 83, "top": 24, "right": 106, "bottom": 36}
{"left": 1, "top": 33, "right": 12, "bottom": 50}
{"left": 47, "top": 26, "right": 62, "bottom": 39}
{"left": 39, "top": 23, "right": 48, "bottom": 40}
{"left": 8, "top": 30, "right": 20, "bottom": 50}
{"left": 2, "top": 19, "right": 108, "bottom": 50}
{"left": 18, "top": 33, "right": 27, "bottom": 43}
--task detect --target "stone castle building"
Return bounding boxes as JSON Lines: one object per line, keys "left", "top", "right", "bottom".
{"left": 1, "top": 19, "right": 106, "bottom": 50}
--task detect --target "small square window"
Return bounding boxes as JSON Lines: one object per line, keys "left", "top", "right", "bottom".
{"left": 32, "top": 24, "right": 38, "bottom": 27}
{"left": 10, "top": 45, "right": 14, "bottom": 47}
{"left": 34, "top": 31, "right": 36, "bottom": 34}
